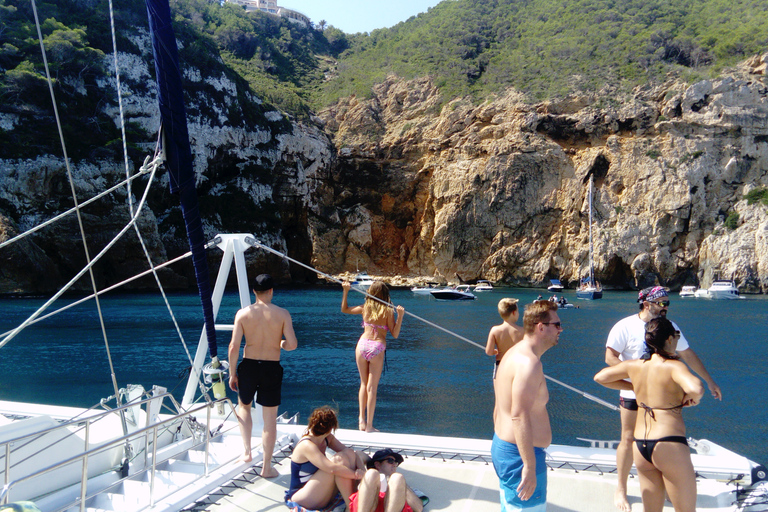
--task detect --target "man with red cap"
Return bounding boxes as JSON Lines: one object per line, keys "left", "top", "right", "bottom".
{"left": 604, "top": 286, "right": 722, "bottom": 512}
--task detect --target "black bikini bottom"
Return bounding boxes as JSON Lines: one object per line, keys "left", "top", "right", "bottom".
{"left": 635, "top": 436, "right": 688, "bottom": 463}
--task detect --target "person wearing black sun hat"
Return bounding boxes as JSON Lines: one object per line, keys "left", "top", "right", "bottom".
{"left": 349, "top": 448, "right": 426, "bottom": 512}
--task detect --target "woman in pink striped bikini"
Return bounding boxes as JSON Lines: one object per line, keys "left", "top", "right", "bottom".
{"left": 341, "top": 280, "right": 405, "bottom": 432}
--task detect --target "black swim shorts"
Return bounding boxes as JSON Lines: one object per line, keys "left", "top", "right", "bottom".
{"left": 619, "top": 397, "right": 638, "bottom": 411}
{"left": 237, "top": 359, "right": 283, "bottom": 407}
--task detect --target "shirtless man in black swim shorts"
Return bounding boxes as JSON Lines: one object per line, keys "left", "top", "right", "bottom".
{"left": 228, "top": 273, "right": 298, "bottom": 477}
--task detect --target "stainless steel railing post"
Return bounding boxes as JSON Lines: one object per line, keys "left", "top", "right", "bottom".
{"left": 149, "top": 426, "right": 158, "bottom": 508}
{"left": 79, "top": 420, "right": 90, "bottom": 512}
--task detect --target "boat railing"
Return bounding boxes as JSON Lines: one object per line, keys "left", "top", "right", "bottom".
{"left": 0, "top": 396, "right": 237, "bottom": 510}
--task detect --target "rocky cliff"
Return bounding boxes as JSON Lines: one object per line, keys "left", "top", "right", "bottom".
{"left": 313, "top": 56, "right": 768, "bottom": 293}
{"left": 2, "top": 38, "right": 767, "bottom": 293}
{"left": 0, "top": 28, "right": 333, "bottom": 294}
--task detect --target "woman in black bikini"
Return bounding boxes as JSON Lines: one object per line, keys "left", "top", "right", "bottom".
{"left": 594, "top": 317, "right": 704, "bottom": 512}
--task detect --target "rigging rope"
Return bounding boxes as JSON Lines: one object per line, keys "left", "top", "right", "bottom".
{"left": 31, "top": 0, "right": 122, "bottom": 411}
{"left": 243, "top": 237, "right": 619, "bottom": 412}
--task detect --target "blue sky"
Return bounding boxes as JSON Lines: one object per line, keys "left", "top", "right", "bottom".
{"left": 281, "top": 0, "right": 443, "bottom": 34}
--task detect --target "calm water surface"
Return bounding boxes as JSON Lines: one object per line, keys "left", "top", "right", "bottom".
{"left": 1, "top": 288, "right": 766, "bottom": 465}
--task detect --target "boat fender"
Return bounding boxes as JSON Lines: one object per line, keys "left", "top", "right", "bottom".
{"left": 120, "top": 457, "right": 130, "bottom": 478}
{"left": 753, "top": 464, "right": 768, "bottom": 483}
{"left": 204, "top": 357, "right": 229, "bottom": 399}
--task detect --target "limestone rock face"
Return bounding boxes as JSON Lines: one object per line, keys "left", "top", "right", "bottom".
{"left": 4, "top": 45, "right": 768, "bottom": 294}
{"left": 316, "top": 71, "right": 768, "bottom": 292}
{"left": 0, "top": 31, "right": 333, "bottom": 294}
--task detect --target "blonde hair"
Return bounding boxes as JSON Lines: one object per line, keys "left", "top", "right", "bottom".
{"left": 498, "top": 298, "right": 519, "bottom": 319}
{"left": 363, "top": 281, "right": 392, "bottom": 323}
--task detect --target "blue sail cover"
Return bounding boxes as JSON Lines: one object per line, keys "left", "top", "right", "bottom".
{"left": 146, "top": 0, "right": 217, "bottom": 359}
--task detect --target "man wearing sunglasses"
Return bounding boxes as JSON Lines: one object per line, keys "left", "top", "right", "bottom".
{"left": 605, "top": 286, "right": 722, "bottom": 512}
{"left": 349, "top": 448, "right": 424, "bottom": 512}
{"left": 492, "top": 300, "right": 562, "bottom": 512}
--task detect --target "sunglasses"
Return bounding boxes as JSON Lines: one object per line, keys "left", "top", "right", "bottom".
{"left": 650, "top": 300, "right": 670, "bottom": 307}
{"left": 382, "top": 457, "right": 399, "bottom": 466}
{"left": 540, "top": 322, "right": 562, "bottom": 328}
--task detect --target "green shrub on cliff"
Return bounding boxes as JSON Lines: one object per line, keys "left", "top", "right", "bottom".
{"left": 745, "top": 187, "right": 768, "bottom": 206}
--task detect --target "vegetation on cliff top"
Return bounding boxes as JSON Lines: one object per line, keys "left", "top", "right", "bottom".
{"left": 322, "top": 0, "right": 768, "bottom": 104}
{"left": 2, "top": 0, "right": 767, "bottom": 137}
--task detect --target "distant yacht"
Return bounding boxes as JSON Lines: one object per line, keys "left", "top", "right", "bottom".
{"left": 547, "top": 279, "right": 564, "bottom": 292}
{"left": 351, "top": 271, "right": 375, "bottom": 291}
{"left": 707, "top": 280, "right": 742, "bottom": 299}
{"left": 474, "top": 280, "right": 494, "bottom": 291}
{"left": 679, "top": 285, "right": 697, "bottom": 297}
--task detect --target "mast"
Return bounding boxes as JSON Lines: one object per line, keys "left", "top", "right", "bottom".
{"left": 588, "top": 174, "right": 594, "bottom": 286}
{"left": 146, "top": 0, "right": 218, "bottom": 364}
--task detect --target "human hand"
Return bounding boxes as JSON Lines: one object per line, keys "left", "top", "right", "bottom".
{"left": 396, "top": 305, "right": 405, "bottom": 316}
{"left": 709, "top": 382, "right": 722, "bottom": 401}
{"left": 354, "top": 468, "right": 365, "bottom": 480}
{"left": 342, "top": 281, "right": 351, "bottom": 291}
{"left": 516, "top": 466, "right": 537, "bottom": 501}
{"left": 682, "top": 394, "right": 700, "bottom": 407}
{"left": 229, "top": 375, "right": 238, "bottom": 392}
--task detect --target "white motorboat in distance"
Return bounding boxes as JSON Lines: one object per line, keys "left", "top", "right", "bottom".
{"left": 473, "top": 280, "right": 494, "bottom": 291}
{"left": 351, "top": 271, "right": 375, "bottom": 291}
{"left": 679, "top": 285, "right": 697, "bottom": 297}
{"left": 707, "top": 279, "right": 742, "bottom": 299}
{"left": 547, "top": 279, "right": 564, "bottom": 292}
{"left": 430, "top": 285, "right": 477, "bottom": 301}
{"left": 411, "top": 282, "right": 440, "bottom": 294}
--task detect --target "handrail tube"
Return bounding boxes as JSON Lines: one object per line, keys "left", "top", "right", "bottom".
{"left": 0, "top": 392, "right": 178, "bottom": 480}
{"left": 0, "top": 392, "right": 175, "bottom": 448}
{"left": 0, "top": 398, "right": 232, "bottom": 505}
{"left": 79, "top": 421, "right": 89, "bottom": 512}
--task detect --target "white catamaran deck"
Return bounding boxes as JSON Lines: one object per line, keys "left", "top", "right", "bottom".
{"left": 183, "top": 425, "right": 748, "bottom": 512}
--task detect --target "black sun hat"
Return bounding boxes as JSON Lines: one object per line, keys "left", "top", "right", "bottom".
{"left": 366, "top": 448, "right": 404, "bottom": 469}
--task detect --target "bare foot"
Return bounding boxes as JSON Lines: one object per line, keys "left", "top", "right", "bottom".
{"left": 260, "top": 465, "right": 279, "bottom": 478}
{"left": 614, "top": 489, "right": 631, "bottom": 512}
{"left": 365, "top": 426, "right": 380, "bottom": 433}
{"left": 359, "top": 420, "right": 366, "bottom": 431}
{"left": 238, "top": 453, "right": 253, "bottom": 464}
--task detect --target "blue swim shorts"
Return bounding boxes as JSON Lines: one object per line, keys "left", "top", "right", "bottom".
{"left": 491, "top": 434, "right": 547, "bottom": 511}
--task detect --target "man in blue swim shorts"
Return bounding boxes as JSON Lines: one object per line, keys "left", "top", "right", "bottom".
{"left": 492, "top": 300, "right": 562, "bottom": 511}
{"left": 228, "top": 274, "right": 298, "bottom": 478}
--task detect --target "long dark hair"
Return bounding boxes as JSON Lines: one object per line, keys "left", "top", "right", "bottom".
{"left": 643, "top": 317, "right": 679, "bottom": 360}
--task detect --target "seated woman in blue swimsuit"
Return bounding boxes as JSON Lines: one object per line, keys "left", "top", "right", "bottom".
{"left": 286, "top": 406, "right": 367, "bottom": 511}
{"left": 341, "top": 280, "right": 405, "bottom": 432}
{"left": 595, "top": 317, "right": 704, "bottom": 512}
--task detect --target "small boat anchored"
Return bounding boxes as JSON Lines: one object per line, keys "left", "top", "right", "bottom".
{"left": 547, "top": 279, "right": 564, "bottom": 292}
{"left": 473, "top": 280, "right": 494, "bottom": 291}
{"left": 411, "top": 282, "right": 440, "bottom": 294}
{"left": 576, "top": 175, "right": 603, "bottom": 300}
{"left": 679, "top": 285, "right": 697, "bottom": 297}
{"left": 430, "top": 284, "right": 477, "bottom": 301}
{"left": 351, "top": 271, "right": 375, "bottom": 291}
{"left": 707, "top": 279, "right": 742, "bottom": 299}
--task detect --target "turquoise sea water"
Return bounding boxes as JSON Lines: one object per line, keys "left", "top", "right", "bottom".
{"left": 1, "top": 288, "right": 766, "bottom": 465}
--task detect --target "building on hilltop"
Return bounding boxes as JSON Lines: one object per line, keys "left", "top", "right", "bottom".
{"left": 226, "top": 0, "right": 311, "bottom": 28}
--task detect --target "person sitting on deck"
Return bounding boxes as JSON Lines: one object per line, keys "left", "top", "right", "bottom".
{"left": 285, "top": 406, "right": 366, "bottom": 512}
{"left": 349, "top": 449, "right": 425, "bottom": 512}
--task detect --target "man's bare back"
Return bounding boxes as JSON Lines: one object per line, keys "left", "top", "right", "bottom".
{"left": 487, "top": 322, "right": 524, "bottom": 362}
{"left": 235, "top": 301, "right": 296, "bottom": 361}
